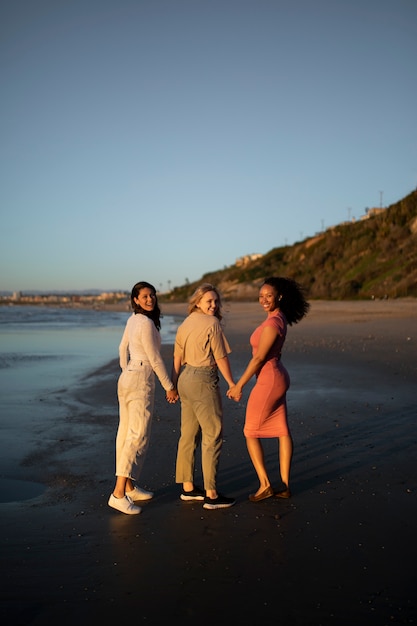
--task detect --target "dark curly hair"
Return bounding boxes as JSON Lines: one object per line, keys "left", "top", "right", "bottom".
{"left": 130, "top": 281, "right": 161, "bottom": 330}
{"left": 263, "top": 277, "right": 310, "bottom": 325}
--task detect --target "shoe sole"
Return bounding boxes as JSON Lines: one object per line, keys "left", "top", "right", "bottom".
{"left": 180, "top": 495, "right": 205, "bottom": 501}
{"left": 203, "top": 502, "right": 235, "bottom": 510}
{"left": 108, "top": 497, "right": 141, "bottom": 515}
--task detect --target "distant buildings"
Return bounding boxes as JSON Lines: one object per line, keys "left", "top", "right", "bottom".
{"left": 361, "top": 207, "right": 386, "bottom": 219}
{"left": 327, "top": 206, "right": 387, "bottom": 231}
{"left": 235, "top": 253, "right": 263, "bottom": 267}
{"left": 0, "top": 291, "right": 129, "bottom": 307}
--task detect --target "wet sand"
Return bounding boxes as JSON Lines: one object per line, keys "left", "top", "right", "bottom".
{"left": 1, "top": 300, "right": 416, "bottom": 625}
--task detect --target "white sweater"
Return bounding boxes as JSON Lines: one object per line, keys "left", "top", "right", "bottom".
{"left": 119, "top": 313, "right": 174, "bottom": 391}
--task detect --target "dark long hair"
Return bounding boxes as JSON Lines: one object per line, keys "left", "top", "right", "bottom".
{"left": 263, "top": 277, "right": 310, "bottom": 326}
{"left": 130, "top": 281, "right": 161, "bottom": 330}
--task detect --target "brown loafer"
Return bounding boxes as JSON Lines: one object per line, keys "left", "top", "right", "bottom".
{"left": 274, "top": 488, "right": 291, "bottom": 499}
{"left": 248, "top": 486, "right": 274, "bottom": 502}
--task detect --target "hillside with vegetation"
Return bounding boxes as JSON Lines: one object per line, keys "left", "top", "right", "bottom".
{"left": 166, "top": 189, "right": 417, "bottom": 301}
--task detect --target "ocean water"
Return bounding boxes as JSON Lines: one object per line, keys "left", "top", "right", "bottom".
{"left": 0, "top": 305, "right": 179, "bottom": 482}
{"left": 0, "top": 305, "right": 178, "bottom": 393}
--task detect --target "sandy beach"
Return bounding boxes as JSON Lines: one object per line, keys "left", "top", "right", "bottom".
{"left": 1, "top": 299, "right": 416, "bottom": 625}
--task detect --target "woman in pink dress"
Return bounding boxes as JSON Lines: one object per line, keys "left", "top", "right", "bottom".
{"left": 228, "top": 277, "right": 309, "bottom": 501}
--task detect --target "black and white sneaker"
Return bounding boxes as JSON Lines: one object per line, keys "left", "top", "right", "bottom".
{"left": 203, "top": 494, "right": 235, "bottom": 510}
{"left": 180, "top": 486, "right": 205, "bottom": 501}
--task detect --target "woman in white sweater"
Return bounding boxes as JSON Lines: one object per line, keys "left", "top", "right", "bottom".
{"left": 108, "top": 281, "right": 178, "bottom": 515}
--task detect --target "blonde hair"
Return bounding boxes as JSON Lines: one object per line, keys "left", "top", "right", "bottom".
{"left": 188, "top": 283, "right": 223, "bottom": 320}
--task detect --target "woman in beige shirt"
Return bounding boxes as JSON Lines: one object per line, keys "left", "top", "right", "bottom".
{"left": 172, "top": 283, "right": 237, "bottom": 510}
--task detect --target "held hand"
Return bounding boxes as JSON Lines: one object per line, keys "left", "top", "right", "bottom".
{"left": 166, "top": 389, "right": 179, "bottom": 404}
{"left": 227, "top": 385, "right": 242, "bottom": 402}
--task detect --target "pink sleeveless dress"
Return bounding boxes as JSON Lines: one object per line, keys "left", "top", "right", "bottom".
{"left": 243, "top": 312, "right": 290, "bottom": 438}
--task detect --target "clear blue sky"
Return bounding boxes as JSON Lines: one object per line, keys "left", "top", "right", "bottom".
{"left": 1, "top": 0, "right": 416, "bottom": 293}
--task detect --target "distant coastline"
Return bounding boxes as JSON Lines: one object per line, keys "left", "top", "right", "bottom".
{"left": 0, "top": 293, "right": 131, "bottom": 311}
{"left": 1, "top": 294, "right": 416, "bottom": 312}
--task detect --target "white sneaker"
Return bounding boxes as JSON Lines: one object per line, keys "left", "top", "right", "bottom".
{"left": 108, "top": 494, "right": 141, "bottom": 515}
{"left": 126, "top": 486, "right": 154, "bottom": 501}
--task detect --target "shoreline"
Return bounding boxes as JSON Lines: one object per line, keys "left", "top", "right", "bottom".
{"left": 2, "top": 295, "right": 417, "bottom": 316}
{"left": 1, "top": 300, "right": 416, "bottom": 625}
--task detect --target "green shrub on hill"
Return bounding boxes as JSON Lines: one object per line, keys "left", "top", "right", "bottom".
{"left": 164, "top": 189, "right": 417, "bottom": 301}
